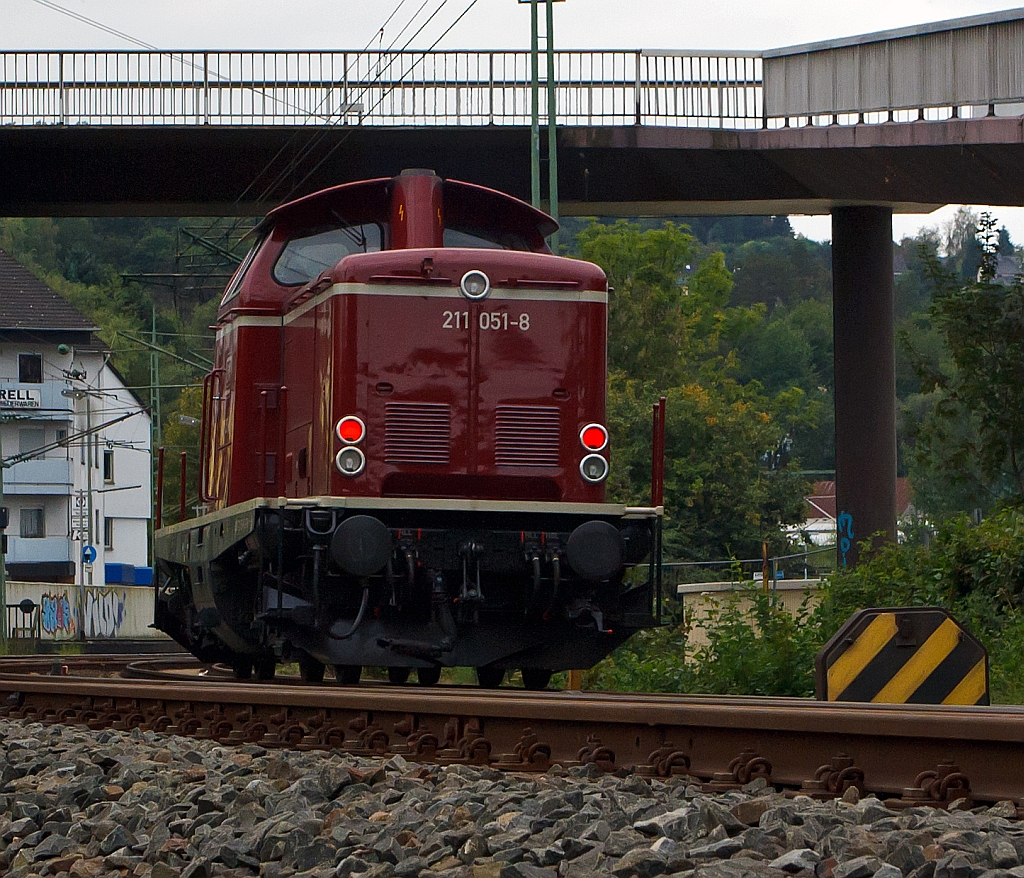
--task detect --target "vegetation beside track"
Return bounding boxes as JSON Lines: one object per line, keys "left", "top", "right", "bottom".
{"left": 586, "top": 507, "right": 1024, "bottom": 703}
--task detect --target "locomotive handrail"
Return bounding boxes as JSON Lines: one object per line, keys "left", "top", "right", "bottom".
{"left": 257, "top": 389, "right": 268, "bottom": 491}
{"left": 199, "top": 368, "right": 224, "bottom": 504}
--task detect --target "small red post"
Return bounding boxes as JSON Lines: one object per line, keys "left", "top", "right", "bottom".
{"left": 651, "top": 396, "right": 667, "bottom": 507}
{"left": 656, "top": 395, "right": 666, "bottom": 506}
{"left": 179, "top": 451, "right": 187, "bottom": 523}
{"left": 651, "top": 402, "right": 660, "bottom": 507}
{"left": 155, "top": 446, "right": 165, "bottom": 530}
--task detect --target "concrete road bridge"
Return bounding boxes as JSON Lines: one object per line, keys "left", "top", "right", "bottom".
{"left": 4, "top": 7, "right": 1024, "bottom": 562}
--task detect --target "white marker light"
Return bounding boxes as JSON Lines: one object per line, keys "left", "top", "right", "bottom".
{"left": 460, "top": 270, "right": 491, "bottom": 300}
{"left": 579, "top": 453, "right": 609, "bottom": 483}
{"left": 335, "top": 446, "right": 366, "bottom": 476}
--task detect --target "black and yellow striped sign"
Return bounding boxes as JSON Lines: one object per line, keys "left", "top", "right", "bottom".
{"left": 815, "top": 608, "right": 988, "bottom": 705}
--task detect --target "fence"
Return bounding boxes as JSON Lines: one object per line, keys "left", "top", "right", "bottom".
{"left": 665, "top": 545, "right": 836, "bottom": 593}
{"left": 0, "top": 49, "right": 763, "bottom": 128}
{"left": 6, "top": 600, "right": 42, "bottom": 644}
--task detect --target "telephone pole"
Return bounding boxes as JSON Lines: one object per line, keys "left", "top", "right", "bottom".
{"left": 0, "top": 416, "right": 9, "bottom": 645}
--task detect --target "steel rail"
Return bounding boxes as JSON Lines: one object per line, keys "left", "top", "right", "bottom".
{"left": 0, "top": 654, "right": 1019, "bottom": 808}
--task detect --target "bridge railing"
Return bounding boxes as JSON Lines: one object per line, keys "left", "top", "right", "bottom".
{"left": 0, "top": 49, "right": 764, "bottom": 129}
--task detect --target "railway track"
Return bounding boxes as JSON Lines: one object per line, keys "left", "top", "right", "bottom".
{"left": 0, "top": 654, "right": 1019, "bottom": 810}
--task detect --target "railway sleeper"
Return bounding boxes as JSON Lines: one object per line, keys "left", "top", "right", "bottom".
{"left": 0, "top": 686, "right": 1016, "bottom": 809}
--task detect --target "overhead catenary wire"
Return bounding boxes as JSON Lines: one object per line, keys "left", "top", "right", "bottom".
{"left": 177, "top": 0, "right": 486, "bottom": 297}
{"left": 24, "top": 0, "right": 394, "bottom": 127}
{"left": 214, "top": 0, "right": 464, "bottom": 223}
{"left": 234, "top": 0, "right": 428, "bottom": 205}
{"left": 255, "top": 0, "right": 486, "bottom": 207}
{"left": 22, "top": 0, "right": 489, "bottom": 367}
{"left": 85, "top": 0, "right": 472, "bottom": 298}
{"left": 1, "top": 410, "right": 140, "bottom": 468}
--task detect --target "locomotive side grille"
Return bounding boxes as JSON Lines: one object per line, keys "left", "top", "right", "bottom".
{"left": 495, "top": 406, "right": 561, "bottom": 467}
{"left": 385, "top": 403, "right": 451, "bottom": 464}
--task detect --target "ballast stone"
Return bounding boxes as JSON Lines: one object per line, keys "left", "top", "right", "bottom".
{"left": 0, "top": 719, "right": 1021, "bottom": 878}
{"left": 771, "top": 848, "right": 822, "bottom": 872}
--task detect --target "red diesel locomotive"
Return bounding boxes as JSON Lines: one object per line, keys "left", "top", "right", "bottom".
{"left": 154, "top": 169, "right": 662, "bottom": 688}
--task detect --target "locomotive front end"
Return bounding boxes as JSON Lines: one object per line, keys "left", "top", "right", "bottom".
{"left": 154, "top": 170, "right": 662, "bottom": 687}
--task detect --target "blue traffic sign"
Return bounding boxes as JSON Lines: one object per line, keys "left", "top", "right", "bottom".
{"left": 82, "top": 545, "right": 97, "bottom": 564}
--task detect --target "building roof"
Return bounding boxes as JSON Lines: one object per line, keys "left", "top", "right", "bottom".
{"left": 805, "top": 479, "right": 913, "bottom": 520}
{"left": 0, "top": 250, "right": 98, "bottom": 332}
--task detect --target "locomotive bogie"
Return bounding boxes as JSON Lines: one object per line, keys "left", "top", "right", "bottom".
{"left": 154, "top": 497, "right": 659, "bottom": 677}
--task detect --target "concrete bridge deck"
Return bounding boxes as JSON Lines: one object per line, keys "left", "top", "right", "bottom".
{"left": 4, "top": 115, "right": 1024, "bottom": 217}
{"left": 3, "top": 8, "right": 1024, "bottom": 216}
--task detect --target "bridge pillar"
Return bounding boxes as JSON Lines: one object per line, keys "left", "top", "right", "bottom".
{"left": 831, "top": 206, "right": 896, "bottom": 566}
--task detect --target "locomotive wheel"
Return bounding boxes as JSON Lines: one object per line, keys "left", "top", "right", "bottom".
{"left": 476, "top": 666, "right": 505, "bottom": 689}
{"left": 335, "top": 664, "right": 362, "bottom": 685}
{"left": 254, "top": 658, "right": 277, "bottom": 682}
{"left": 299, "top": 655, "right": 326, "bottom": 684}
{"left": 416, "top": 666, "right": 442, "bottom": 687}
{"left": 388, "top": 667, "right": 411, "bottom": 685}
{"left": 521, "top": 668, "right": 553, "bottom": 691}
{"left": 231, "top": 658, "right": 253, "bottom": 681}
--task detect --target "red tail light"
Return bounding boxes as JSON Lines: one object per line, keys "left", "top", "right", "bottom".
{"left": 580, "top": 423, "right": 608, "bottom": 452}
{"left": 336, "top": 415, "right": 366, "bottom": 444}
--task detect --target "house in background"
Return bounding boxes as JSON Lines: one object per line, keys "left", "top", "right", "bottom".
{"left": 0, "top": 249, "right": 152, "bottom": 587}
{"left": 789, "top": 478, "right": 914, "bottom": 547}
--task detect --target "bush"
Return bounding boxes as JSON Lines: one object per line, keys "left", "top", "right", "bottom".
{"left": 585, "top": 588, "right": 818, "bottom": 696}
{"left": 586, "top": 506, "right": 1024, "bottom": 703}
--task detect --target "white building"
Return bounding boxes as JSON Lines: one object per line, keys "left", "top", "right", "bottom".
{"left": 0, "top": 249, "right": 152, "bottom": 587}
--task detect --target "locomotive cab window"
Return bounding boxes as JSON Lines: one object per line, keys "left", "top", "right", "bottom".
{"left": 443, "top": 227, "right": 532, "bottom": 251}
{"left": 220, "top": 232, "right": 268, "bottom": 307}
{"left": 274, "top": 223, "right": 384, "bottom": 286}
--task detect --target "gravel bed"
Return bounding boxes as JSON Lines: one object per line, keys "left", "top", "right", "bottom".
{"left": 0, "top": 719, "right": 1021, "bottom": 878}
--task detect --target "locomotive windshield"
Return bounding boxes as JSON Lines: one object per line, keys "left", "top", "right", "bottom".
{"left": 442, "top": 227, "right": 533, "bottom": 251}
{"left": 274, "top": 222, "right": 384, "bottom": 285}
{"left": 219, "top": 231, "right": 268, "bottom": 307}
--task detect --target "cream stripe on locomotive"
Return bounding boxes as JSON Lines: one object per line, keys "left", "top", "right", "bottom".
{"left": 285, "top": 282, "right": 608, "bottom": 322}
{"left": 216, "top": 283, "right": 608, "bottom": 339}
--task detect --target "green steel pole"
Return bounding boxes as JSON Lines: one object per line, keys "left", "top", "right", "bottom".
{"left": 151, "top": 305, "right": 160, "bottom": 566}
{"left": 530, "top": 0, "right": 540, "bottom": 209}
{"left": 545, "top": 0, "right": 559, "bottom": 251}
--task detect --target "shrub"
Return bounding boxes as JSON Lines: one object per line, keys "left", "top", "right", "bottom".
{"left": 586, "top": 506, "right": 1024, "bottom": 703}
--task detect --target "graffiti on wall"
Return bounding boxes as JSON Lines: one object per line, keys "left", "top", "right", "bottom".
{"left": 84, "top": 590, "right": 128, "bottom": 638}
{"left": 40, "top": 592, "right": 76, "bottom": 636}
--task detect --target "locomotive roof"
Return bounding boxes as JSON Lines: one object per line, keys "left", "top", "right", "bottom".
{"left": 260, "top": 174, "right": 559, "bottom": 245}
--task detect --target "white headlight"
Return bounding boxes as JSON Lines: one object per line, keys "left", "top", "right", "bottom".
{"left": 579, "top": 454, "right": 609, "bottom": 484}
{"left": 335, "top": 447, "right": 366, "bottom": 476}
{"left": 460, "top": 270, "right": 491, "bottom": 300}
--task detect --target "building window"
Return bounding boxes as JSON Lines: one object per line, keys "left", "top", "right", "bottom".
{"left": 20, "top": 508, "right": 45, "bottom": 539}
{"left": 103, "top": 517, "right": 114, "bottom": 551}
{"left": 19, "top": 427, "right": 45, "bottom": 457}
{"left": 103, "top": 449, "right": 114, "bottom": 483}
{"left": 18, "top": 354, "right": 42, "bottom": 384}
{"left": 56, "top": 429, "right": 68, "bottom": 446}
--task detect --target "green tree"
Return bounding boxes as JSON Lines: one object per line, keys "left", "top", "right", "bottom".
{"left": 904, "top": 213, "right": 1024, "bottom": 516}
{"left": 579, "top": 220, "right": 814, "bottom": 560}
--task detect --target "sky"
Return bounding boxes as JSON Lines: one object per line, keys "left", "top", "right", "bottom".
{"left": 7, "top": 0, "right": 1024, "bottom": 244}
